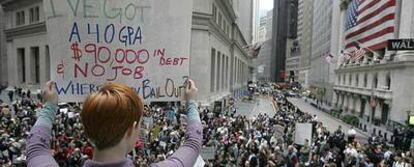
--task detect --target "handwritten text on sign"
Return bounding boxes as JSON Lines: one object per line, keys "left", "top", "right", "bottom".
{"left": 44, "top": 0, "right": 193, "bottom": 102}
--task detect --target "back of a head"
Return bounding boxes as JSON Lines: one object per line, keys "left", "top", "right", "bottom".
{"left": 81, "top": 83, "right": 143, "bottom": 150}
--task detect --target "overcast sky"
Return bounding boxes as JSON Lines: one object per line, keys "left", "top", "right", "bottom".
{"left": 260, "top": 0, "right": 274, "bottom": 11}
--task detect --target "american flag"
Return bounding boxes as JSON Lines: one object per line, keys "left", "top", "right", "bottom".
{"left": 344, "top": 0, "right": 396, "bottom": 51}
{"left": 350, "top": 45, "right": 367, "bottom": 62}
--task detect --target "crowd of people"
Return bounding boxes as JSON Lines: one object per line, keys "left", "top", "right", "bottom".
{"left": 0, "top": 88, "right": 413, "bottom": 166}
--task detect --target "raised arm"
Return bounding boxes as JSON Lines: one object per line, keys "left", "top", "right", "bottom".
{"left": 26, "top": 81, "right": 59, "bottom": 167}
{"left": 151, "top": 79, "right": 203, "bottom": 167}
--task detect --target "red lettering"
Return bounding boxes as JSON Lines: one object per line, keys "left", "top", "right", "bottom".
{"left": 166, "top": 58, "right": 172, "bottom": 65}
{"left": 57, "top": 60, "right": 64, "bottom": 78}
{"left": 137, "top": 49, "right": 149, "bottom": 64}
{"left": 85, "top": 44, "right": 97, "bottom": 64}
{"left": 134, "top": 66, "right": 144, "bottom": 79}
{"left": 115, "top": 49, "right": 126, "bottom": 64}
{"left": 180, "top": 57, "right": 188, "bottom": 65}
{"left": 92, "top": 64, "right": 105, "bottom": 77}
{"left": 74, "top": 63, "right": 88, "bottom": 78}
{"left": 156, "top": 48, "right": 165, "bottom": 57}
{"left": 173, "top": 58, "right": 180, "bottom": 65}
{"left": 125, "top": 49, "right": 136, "bottom": 64}
{"left": 97, "top": 46, "right": 111, "bottom": 63}
{"left": 122, "top": 67, "right": 132, "bottom": 76}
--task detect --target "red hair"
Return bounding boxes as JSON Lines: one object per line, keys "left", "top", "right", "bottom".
{"left": 81, "top": 83, "right": 143, "bottom": 150}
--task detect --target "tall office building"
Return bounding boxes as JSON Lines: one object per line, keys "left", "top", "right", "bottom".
{"left": 271, "top": 0, "right": 298, "bottom": 82}
{"left": 255, "top": 10, "right": 273, "bottom": 81}
{"left": 297, "top": 0, "right": 313, "bottom": 88}
{"left": 309, "top": 0, "right": 334, "bottom": 104}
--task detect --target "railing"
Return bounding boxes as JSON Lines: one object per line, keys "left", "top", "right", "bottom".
{"left": 334, "top": 85, "right": 392, "bottom": 99}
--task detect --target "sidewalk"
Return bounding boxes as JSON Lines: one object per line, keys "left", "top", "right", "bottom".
{"left": 287, "top": 97, "right": 370, "bottom": 142}
{"left": 298, "top": 97, "right": 394, "bottom": 140}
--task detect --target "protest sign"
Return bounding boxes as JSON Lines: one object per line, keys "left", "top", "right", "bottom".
{"left": 194, "top": 155, "right": 206, "bottom": 167}
{"left": 294, "top": 123, "right": 312, "bottom": 145}
{"left": 201, "top": 146, "right": 215, "bottom": 160}
{"left": 44, "top": 0, "right": 193, "bottom": 102}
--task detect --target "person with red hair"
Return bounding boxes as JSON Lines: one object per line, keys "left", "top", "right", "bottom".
{"left": 26, "top": 80, "right": 202, "bottom": 167}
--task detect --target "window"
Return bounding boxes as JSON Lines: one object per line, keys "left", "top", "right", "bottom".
{"left": 363, "top": 73, "right": 368, "bottom": 87}
{"left": 355, "top": 74, "right": 359, "bottom": 87}
{"left": 222, "top": 19, "right": 225, "bottom": 30}
{"left": 210, "top": 48, "right": 216, "bottom": 92}
{"left": 225, "top": 56, "right": 229, "bottom": 89}
{"left": 212, "top": 4, "right": 217, "bottom": 22}
{"left": 17, "top": 48, "right": 26, "bottom": 83}
{"left": 221, "top": 54, "right": 225, "bottom": 89}
{"left": 385, "top": 73, "right": 391, "bottom": 90}
{"left": 218, "top": 13, "right": 222, "bottom": 27}
{"left": 224, "top": 22, "right": 227, "bottom": 34}
{"left": 373, "top": 73, "right": 378, "bottom": 89}
{"left": 31, "top": 47, "right": 40, "bottom": 84}
{"left": 29, "top": 6, "right": 40, "bottom": 23}
{"left": 342, "top": 74, "right": 346, "bottom": 85}
{"left": 227, "top": 25, "right": 231, "bottom": 37}
{"left": 348, "top": 74, "right": 352, "bottom": 85}
{"left": 216, "top": 52, "right": 221, "bottom": 91}
{"left": 16, "top": 11, "right": 25, "bottom": 26}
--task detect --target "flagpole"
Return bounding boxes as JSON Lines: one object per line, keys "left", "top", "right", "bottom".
{"left": 355, "top": 40, "right": 379, "bottom": 58}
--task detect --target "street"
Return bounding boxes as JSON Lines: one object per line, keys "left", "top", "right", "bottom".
{"left": 288, "top": 97, "right": 369, "bottom": 142}
{"left": 235, "top": 96, "right": 276, "bottom": 118}
{"left": 234, "top": 96, "right": 369, "bottom": 143}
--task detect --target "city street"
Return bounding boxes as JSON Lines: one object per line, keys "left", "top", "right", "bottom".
{"left": 235, "top": 96, "right": 276, "bottom": 118}
{"left": 288, "top": 97, "right": 369, "bottom": 142}
{"left": 235, "top": 96, "right": 369, "bottom": 142}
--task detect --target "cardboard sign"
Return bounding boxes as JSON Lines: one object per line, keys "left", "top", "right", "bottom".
{"left": 294, "top": 123, "right": 312, "bottom": 145}
{"left": 194, "top": 155, "right": 206, "bottom": 167}
{"left": 201, "top": 147, "right": 215, "bottom": 160}
{"left": 44, "top": 0, "right": 193, "bottom": 102}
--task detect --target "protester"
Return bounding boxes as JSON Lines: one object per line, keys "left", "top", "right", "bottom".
{"left": 0, "top": 84, "right": 413, "bottom": 166}
{"left": 24, "top": 80, "right": 202, "bottom": 167}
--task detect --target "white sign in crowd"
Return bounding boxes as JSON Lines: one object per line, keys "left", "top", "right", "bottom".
{"left": 44, "top": 0, "right": 193, "bottom": 102}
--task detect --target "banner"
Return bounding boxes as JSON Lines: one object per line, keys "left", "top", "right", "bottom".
{"left": 294, "top": 123, "right": 312, "bottom": 145}
{"left": 201, "top": 147, "right": 215, "bottom": 160}
{"left": 44, "top": 0, "right": 193, "bottom": 102}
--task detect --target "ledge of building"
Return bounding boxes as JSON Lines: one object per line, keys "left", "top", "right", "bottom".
{"left": 5, "top": 22, "right": 46, "bottom": 41}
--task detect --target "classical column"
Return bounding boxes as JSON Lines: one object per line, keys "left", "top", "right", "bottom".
{"left": 25, "top": 47, "right": 32, "bottom": 86}
{"left": 355, "top": 96, "right": 361, "bottom": 114}
{"left": 7, "top": 42, "right": 19, "bottom": 86}
{"left": 39, "top": 46, "right": 47, "bottom": 88}
{"left": 396, "top": 0, "right": 414, "bottom": 61}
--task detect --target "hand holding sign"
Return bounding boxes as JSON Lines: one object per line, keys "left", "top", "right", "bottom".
{"left": 42, "top": 81, "right": 59, "bottom": 105}
{"left": 184, "top": 79, "right": 198, "bottom": 101}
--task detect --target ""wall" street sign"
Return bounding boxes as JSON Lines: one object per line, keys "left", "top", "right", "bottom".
{"left": 388, "top": 39, "right": 414, "bottom": 51}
